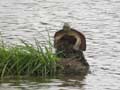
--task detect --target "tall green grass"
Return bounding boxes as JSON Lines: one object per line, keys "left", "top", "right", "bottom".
{"left": 0, "top": 37, "right": 59, "bottom": 78}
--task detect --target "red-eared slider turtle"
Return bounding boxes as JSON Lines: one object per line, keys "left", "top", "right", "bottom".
{"left": 54, "top": 23, "right": 86, "bottom": 52}
{"left": 54, "top": 23, "right": 89, "bottom": 75}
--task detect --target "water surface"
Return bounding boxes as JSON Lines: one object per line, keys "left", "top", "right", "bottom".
{"left": 0, "top": 0, "right": 120, "bottom": 90}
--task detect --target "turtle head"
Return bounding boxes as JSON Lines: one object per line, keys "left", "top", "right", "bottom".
{"left": 63, "top": 23, "right": 71, "bottom": 32}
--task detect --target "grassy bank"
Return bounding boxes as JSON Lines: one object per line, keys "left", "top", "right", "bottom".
{"left": 0, "top": 38, "right": 59, "bottom": 78}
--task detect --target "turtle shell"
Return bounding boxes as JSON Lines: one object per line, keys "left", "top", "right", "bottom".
{"left": 54, "top": 29, "right": 86, "bottom": 51}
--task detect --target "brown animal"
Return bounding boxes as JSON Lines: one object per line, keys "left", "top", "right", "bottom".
{"left": 54, "top": 23, "right": 86, "bottom": 52}
{"left": 54, "top": 23, "right": 89, "bottom": 75}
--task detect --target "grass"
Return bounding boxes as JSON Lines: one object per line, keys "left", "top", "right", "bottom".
{"left": 0, "top": 35, "right": 59, "bottom": 78}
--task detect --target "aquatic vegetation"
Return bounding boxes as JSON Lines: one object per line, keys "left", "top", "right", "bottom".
{"left": 0, "top": 37, "right": 59, "bottom": 78}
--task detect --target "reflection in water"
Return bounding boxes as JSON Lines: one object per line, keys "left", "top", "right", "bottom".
{"left": 0, "top": 75, "right": 87, "bottom": 90}
{"left": 0, "top": 0, "right": 120, "bottom": 90}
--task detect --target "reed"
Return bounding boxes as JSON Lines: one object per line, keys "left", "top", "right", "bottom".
{"left": 0, "top": 36, "right": 59, "bottom": 78}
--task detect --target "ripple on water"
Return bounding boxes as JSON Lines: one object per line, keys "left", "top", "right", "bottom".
{"left": 0, "top": 0, "right": 120, "bottom": 90}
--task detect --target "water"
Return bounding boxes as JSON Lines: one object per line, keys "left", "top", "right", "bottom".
{"left": 0, "top": 0, "right": 120, "bottom": 90}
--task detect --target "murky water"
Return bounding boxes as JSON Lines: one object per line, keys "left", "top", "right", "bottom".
{"left": 0, "top": 0, "right": 120, "bottom": 90}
